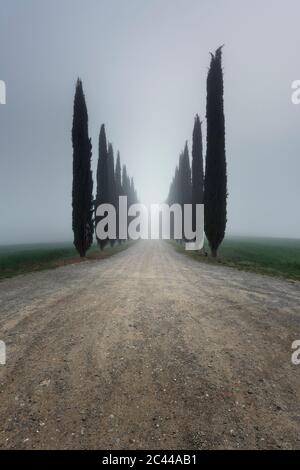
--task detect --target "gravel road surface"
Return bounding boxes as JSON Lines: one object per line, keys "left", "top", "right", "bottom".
{"left": 0, "top": 240, "right": 299, "bottom": 449}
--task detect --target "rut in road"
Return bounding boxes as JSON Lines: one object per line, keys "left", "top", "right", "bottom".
{"left": 0, "top": 240, "right": 300, "bottom": 449}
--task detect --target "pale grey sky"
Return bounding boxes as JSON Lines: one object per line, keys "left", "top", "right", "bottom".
{"left": 0, "top": 0, "right": 299, "bottom": 244}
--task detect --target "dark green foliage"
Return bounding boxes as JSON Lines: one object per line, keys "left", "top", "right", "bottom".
{"left": 129, "top": 177, "right": 138, "bottom": 205}
{"left": 179, "top": 141, "right": 192, "bottom": 206}
{"left": 107, "top": 143, "right": 116, "bottom": 206}
{"left": 167, "top": 174, "right": 175, "bottom": 206}
{"left": 121, "top": 165, "right": 138, "bottom": 240}
{"left": 122, "top": 164, "right": 130, "bottom": 198}
{"left": 167, "top": 142, "right": 191, "bottom": 242}
{"left": 174, "top": 166, "right": 179, "bottom": 204}
{"left": 179, "top": 142, "right": 192, "bottom": 242}
{"left": 122, "top": 165, "right": 130, "bottom": 240}
{"left": 166, "top": 47, "right": 226, "bottom": 253}
{"left": 115, "top": 151, "right": 122, "bottom": 244}
{"left": 204, "top": 46, "right": 227, "bottom": 257}
{"left": 95, "top": 141, "right": 138, "bottom": 244}
{"left": 71, "top": 79, "right": 93, "bottom": 257}
{"left": 166, "top": 165, "right": 179, "bottom": 241}
{"left": 107, "top": 142, "right": 117, "bottom": 246}
{"left": 192, "top": 114, "right": 204, "bottom": 232}
{"left": 96, "top": 124, "right": 109, "bottom": 250}
{"left": 115, "top": 151, "right": 122, "bottom": 199}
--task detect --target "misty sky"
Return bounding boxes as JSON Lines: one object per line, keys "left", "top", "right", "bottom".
{"left": 0, "top": 0, "right": 300, "bottom": 244}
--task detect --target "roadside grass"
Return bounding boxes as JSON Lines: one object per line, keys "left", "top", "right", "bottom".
{"left": 0, "top": 241, "right": 134, "bottom": 281}
{"left": 170, "top": 236, "right": 300, "bottom": 281}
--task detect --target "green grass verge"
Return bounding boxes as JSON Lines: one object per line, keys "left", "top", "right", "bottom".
{"left": 0, "top": 241, "right": 134, "bottom": 281}
{"left": 170, "top": 236, "right": 300, "bottom": 281}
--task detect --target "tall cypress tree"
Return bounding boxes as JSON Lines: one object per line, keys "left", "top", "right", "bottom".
{"left": 204, "top": 46, "right": 227, "bottom": 257}
{"left": 177, "top": 143, "right": 192, "bottom": 206}
{"left": 122, "top": 165, "right": 131, "bottom": 240}
{"left": 107, "top": 142, "right": 117, "bottom": 207}
{"left": 115, "top": 151, "right": 122, "bottom": 243}
{"left": 72, "top": 79, "right": 93, "bottom": 257}
{"left": 107, "top": 142, "right": 117, "bottom": 246}
{"left": 192, "top": 115, "right": 204, "bottom": 234}
{"left": 115, "top": 152, "right": 122, "bottom": 199}
{"left": 166, "top": 164, "right": 180, "bottom": 240}
{"left": 96, "top": 124, "right": 109, "bottom": 249}
{"left": 182, "top": 141, "right": 192, "bottom": 205}
{"left": 178, "top": 152, "right": 184, "bottom": 208}
{"left": 180, "top": 142, "right": 192, "bottom": 242}
{"left": 129, "top": 177, "right": 138, "bottom": 205}
{"left": 174, "top": 165, "right": 180, "bottom": 206}
{"left": 122, "top": 165, "right": 130, "bottom": 198}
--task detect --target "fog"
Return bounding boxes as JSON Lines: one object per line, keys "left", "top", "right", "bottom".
{"left": 0, "top": 0, "right": 299, "bottom": 244}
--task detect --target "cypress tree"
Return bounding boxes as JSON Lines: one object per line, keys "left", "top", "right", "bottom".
{"left": 122, "top": 165, "right": 130, "bottom": 198}
{"left": 115, "top": 152, "right": 122, "bottom": 199}
{"left": 96, "top": 124, "right": 109, "bottom": 250}
{"left": 178, "top": 152, "right": 183, "bottom": 243}
{"left": 182, "top": 141, "right": 192, "bottom": 205}
{"left": 129, "top": 177, "right": 137, "bottom": 205}
{"left": 192, "top": 115, "right": 204, "bottom": 234}
{"left": 167, "top": 177, "right": 174, "bottom": 206}
{"left": 107, "top": 143, "right": 116, "bottom": 206}
{"left": 174, "top": 166, "right": 180, "bottom": 206}
{"left": 167, "top": 173, "right": 176, "bottom": 239}
{"left": 122, "top": 165, "right": 130, "bottom": 240}
{"left": 115, "top": 151, "right": 122, "bottom": 243}
{"left": 180, "top": 142, "right": 192, "bottom": 242}
{"left": 204, "top": 46, "right": 227, "bottom": 257}
{"left": 71, "top": 79, "right": 93, "bottom": 257}
{"left": 178, "top": 152, "right": 184, "bottom": 206}
{"left": 167, "top": 164, "right": 180, "bottom": 240}
{"left": 107, "top": 142, "right": 117, "bottom": 246}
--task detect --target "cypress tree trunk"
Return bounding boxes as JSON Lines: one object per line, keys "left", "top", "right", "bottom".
{"left": 204, "top": 46, "right": 227, "bottom": 257}
{"left": 72, "top": 79, "right": 93, "bottom": 258}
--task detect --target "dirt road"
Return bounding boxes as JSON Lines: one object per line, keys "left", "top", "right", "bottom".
{"left": 0, "top": 240, "right": 299, "bottom": 449}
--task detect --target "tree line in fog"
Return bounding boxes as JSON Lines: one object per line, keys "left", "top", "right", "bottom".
{"left": 71, "top": 46, "right": 227, "bottom": 258}
{"left": 71, "top": 80, "right": 138, "bottom": 257}
{"left": 166, "top": 46, "right": 227, "bottom": 257}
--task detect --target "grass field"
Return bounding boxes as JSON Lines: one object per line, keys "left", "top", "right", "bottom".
{"left": 0, "top": 241, "right": 133, "bottom": 281}
{"left": 172, "top": 236, "right": 300, "bottom": 281}
{"left": 1, "top": 237, "right": 299, "bottom": 282}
